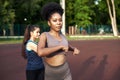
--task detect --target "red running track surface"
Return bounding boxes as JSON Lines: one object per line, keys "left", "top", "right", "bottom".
{"left": 0, "top": 40, "right": 120, "bottom": 80}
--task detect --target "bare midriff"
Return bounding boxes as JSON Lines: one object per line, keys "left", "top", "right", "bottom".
{"left": 45, "top": 54, "right": 66, "bottom": 66}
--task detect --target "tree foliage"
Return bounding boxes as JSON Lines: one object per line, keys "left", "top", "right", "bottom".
{"left": 65, "top": 0, "right": 120, "bottom": 35}
{"left": 66, "top": 0, "right": 95, "bottom": 27}
{"left": 65, "top": 0, "right": 75, "bottom": 26}
{"left": 74, "top": 0, "right": 94, "bottom": 27}
{"left": 0, "top": 0, "right": 120, "bottom": 36}
{"left": 0, "top": 0, "right": 15, "bottom": 35}
{"left": 0, "top": 0, "right": 59, "bottom": 35}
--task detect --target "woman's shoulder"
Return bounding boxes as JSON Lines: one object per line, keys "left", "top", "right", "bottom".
{"left": 41, "top": 32, "right": 48, "bottom": 35}
{"left": 26, "top": 41, "right": 36, "bottom": 51}
{"left": 60, "top": 33, "right": 67, "bottom": 38}
{"left": 39, "top": 32, "right": 48, "bottom": 41}
{"left": 40, "top": 32, "right": 49, "bottom": 37}
{"left": 27, "top": 40, "right": 37, "bottom": 44}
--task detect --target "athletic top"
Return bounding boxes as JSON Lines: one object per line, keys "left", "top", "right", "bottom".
{"left": 25, "top": 40, "right": 44, "bottom": 70}
{"left": 45, "top": 32, "right": 68, "bottom": 57}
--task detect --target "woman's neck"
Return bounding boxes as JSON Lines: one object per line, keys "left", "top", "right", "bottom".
{"left": 30, "top": 37, "right": 35, "bottom": 41}
{"left": 49, "top": 30, "right": 60, "bottom": 36}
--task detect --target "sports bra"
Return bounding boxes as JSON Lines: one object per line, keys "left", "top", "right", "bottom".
{"left": 45, "top": 32, "right": 68, "bottom": 57}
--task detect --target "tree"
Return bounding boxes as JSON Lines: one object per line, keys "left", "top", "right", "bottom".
{"left": 13, "top": 0, "right": 43, "bottom": 24}
{"left": 106, "top": 0, "right": 118, "bottom": 36}
{"left": 92, "top": 0, "right": 108, "bottom": 24}
{"left": 0, "top": 0, "right": 15, "bottom": 36}
{"left": 74, "top": 0, "right": 94, "bottom": 27}
{"left": 13, "top": 0, "right": 59, "bottom": 24}
{"left": 65, "top": 0, "right": 75, "bottom": 26}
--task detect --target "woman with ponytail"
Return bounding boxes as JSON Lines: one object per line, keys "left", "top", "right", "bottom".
{"left": 22, "top": 25, "right": 44, "bottom": 80}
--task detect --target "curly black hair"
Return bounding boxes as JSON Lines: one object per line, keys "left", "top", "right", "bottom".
{"left": 41, "top": 2, "right": 64, "bottom": 21}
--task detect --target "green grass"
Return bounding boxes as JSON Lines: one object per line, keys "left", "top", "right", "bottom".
{"left": 0, "top": 38, "right": 23, "bottom": 44}
{"left": 67, "top": 35, "right": 120, "bottom": 40}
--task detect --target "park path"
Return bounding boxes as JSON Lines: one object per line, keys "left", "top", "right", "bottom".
{"left": 0, "top": 40, "right": 120, "bottom": 80}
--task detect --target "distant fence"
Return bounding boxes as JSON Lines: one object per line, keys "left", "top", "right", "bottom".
{"left": 0, "top": 24, "right": 49, "bottom": 36}
{"left": 0, "top": 24, "right": 25, "bottom": 36}
{"left": 68, "top": 25, "right": 120, "bottom": 35}
{"left": 0, "top": 24, "right": 120, "bottom": 36}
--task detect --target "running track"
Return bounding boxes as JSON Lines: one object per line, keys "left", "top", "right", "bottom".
{"left": 0, "top": 40, "right": 120, "bottom": 80}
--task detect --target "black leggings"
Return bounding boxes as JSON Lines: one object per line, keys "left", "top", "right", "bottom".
{"left": 26, "top": 68, "right": 44, "bottom": 80}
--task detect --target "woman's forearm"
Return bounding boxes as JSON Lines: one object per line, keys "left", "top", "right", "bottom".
{"left": 37, "top": 45, "right": 63, "bottom": 57}
{"left": 68, "top": 44, "right": 75, "bottom": 51}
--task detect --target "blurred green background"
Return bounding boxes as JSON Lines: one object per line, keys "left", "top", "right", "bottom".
{"left": 0, "top": 0, "right": 120, "bottom": 36}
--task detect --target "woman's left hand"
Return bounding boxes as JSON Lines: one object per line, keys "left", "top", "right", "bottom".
{"left": 72, "top": 48, "right": 80, "bottom": 55}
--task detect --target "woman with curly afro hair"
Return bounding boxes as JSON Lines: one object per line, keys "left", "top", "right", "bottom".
{"left": 37, "top": 2, "right": 80, "bottom": 80}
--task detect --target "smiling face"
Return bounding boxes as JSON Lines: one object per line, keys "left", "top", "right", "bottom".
{"left": 48, "top": 12, "right": 63, "bottom": 32}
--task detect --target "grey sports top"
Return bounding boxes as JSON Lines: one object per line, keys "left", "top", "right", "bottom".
{"left": 45, "top": 32, "right": 68, "bottom": 57}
